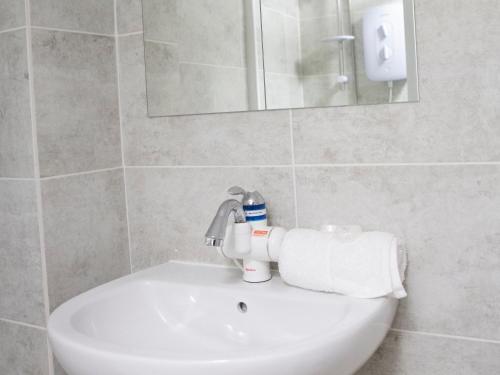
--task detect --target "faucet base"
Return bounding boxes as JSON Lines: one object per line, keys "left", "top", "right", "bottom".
{"left": 242, "top": 259, "right": 272, "bottom": 283}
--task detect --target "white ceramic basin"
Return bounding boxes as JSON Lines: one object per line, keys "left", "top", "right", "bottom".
{"left": 48, "top": 262, "right": 397, "bottom": 375}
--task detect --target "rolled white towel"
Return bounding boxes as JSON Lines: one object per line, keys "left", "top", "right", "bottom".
{"left": 278, "top": 228, "right": 407, "bottom": 299}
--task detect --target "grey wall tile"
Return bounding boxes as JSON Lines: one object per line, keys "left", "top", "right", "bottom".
{"left": 0, "top": 30, "right": 34, "bottom": 178}
{"left": 0, "top": 181, "right": 45, "bottom": 326}
{"left": 118, "top": 35, "right": 292, "bottom": 166}
{"left": 356, "top": 331, "right": 500, "bottom": 375}
{"left": 295, "top": 165, "right": 500, "bottom": 340}
{"left": 299, "top": 16, "right": 338, "bottom": 76}
{"left": 30, "top": 0, "right": 114, "bottom": 35}
{"left": 302, "top": 74, "right": 355, "bottom": 108}
{"left": 265, "top": 73, "right": 304, "bottom": 109}
{"left": 141, "top": 0, "right": 178, "bottom": 42}
{"left": 144, "top": 40, "right": 251, "bottom": 116}
{"left": 126, "top": 167, "right": 295, "bottom": 271}
{"left": 0, "top": 321, "right": 49, "bottom": 375}
{"left": 175, "top": 0, "right": 245, "bottom": 67}
{"left": 133, "top": 108, "right": 291, "bottom": 166}
{"left": 116, "top": 0, "right": 143, "bottom": 34}
{"left": 298, "top": 0, "right": 336, "bottom": 20}
{"left": 42, "top": 169, "right": 130, "bottom": 310}
{"left": 143, "top": 0, "right": 246, "bottom": 66}
{"left": 143, "top": 41, "right": 181, "bottom": 115}
{"left": 32, "top": 30, "right": 121, "bottom": 177}
{"left": 262, "top": 0, "right": 299, "bottom": 18}
{"left": 53, "top": 357, "right": 67, "bottom": 375}
{"left": 0, "top": 0, "right": 25, "bottom": 31}
{"left": 262, "top": 8, "right": 298, "bottom": 75}
{"left": 292, "top": 104, "right": 421, "bottom": 164}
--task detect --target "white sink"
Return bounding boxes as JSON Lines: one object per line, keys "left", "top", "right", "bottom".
{"left": 48, "top": 262, "right": 397, "bottom": 375}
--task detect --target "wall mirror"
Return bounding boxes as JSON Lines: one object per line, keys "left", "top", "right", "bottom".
{"left": 142, "top": 0, "right": 419, "bottom": 117}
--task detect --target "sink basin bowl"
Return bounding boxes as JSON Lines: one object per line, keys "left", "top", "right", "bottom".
{"left": 48, "top": 262, "right": 397, "bottom": 375}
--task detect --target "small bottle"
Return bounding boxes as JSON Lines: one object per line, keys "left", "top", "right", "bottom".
{"left": 228, "top": 186, "right": 272, "bottom": 282}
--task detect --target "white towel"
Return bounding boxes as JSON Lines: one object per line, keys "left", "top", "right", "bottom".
{"left": 278, "top": 228, "right": 407, "bottom": 299}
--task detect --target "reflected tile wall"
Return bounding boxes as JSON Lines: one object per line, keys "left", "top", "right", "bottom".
{"left": 262, "top": 0, "right": 304, "bottom": 109}
{"left": 142, "top": 0, "right": 251, "bottom": 115}
{"left": 297, "top": 0, "right": 357, "bottom": 107}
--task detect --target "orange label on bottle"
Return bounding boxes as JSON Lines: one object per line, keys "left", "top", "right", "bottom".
{"left": 253, "top": 230, "right": 269, "bottom": 237}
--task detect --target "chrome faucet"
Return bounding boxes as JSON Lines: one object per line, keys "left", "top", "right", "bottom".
{"left": 204, "top": 199, "right": 246, "bottom": 247}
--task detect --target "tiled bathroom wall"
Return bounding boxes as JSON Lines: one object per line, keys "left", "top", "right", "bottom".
{"left": 0, "top": 1, "right": 129, "bottom": 374}
{"left": 117, "top": 0, "right": 500, "bottom": 374}
{"left": 1, "top": 0, "right": 500, "bottom": 374}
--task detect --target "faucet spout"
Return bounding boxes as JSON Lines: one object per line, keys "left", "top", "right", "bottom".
{"left": 205, "top": 199, "right": 246, "bottom": 247}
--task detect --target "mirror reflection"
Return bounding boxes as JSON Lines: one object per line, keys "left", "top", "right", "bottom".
{"left": 142, "top": 0, "right": 418, "bottom": 117}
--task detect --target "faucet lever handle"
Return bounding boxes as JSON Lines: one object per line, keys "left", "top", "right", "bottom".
{"left": 228, "top": 186, "right": 246, "bottom": 196}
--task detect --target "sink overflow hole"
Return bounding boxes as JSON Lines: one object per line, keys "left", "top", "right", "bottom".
{"left": 237, "top": 302, "right": 248, "bottom": 313}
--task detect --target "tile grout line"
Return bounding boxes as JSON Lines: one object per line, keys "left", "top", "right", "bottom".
{"left": 30, "top": 25, "right": 114, "bottom": 37}
{"left": 0, "top": 318, "right": 46, "bottom": 331}
{"left": 114, "top": 0, "right": 134, "bottom": 275}
{"left": 260, "top": 5, "right": 299, "bottom": 21}
{"left": 288, "top": 110, "right": 299, "bottom": 228}
{"left": 40, "top": 166, "right": 123, "bottom": 181}
{"left": 176, "top": 61, "right": 247, "bottom": 71}
{"left": 123, "top": 161, "right": 500, "bottom": 169}
{"left": 0, "top": 25, "right": 26, "bottom": 34}
{"left": 295, "top": 161, "right": 500, "bottom": 167}
{"left": 0, "top": 177, "right": 36, "bottom": 181}
{"left": 125, "top": 165, "right": 293, "bottom": 169}
{"left": 22, "top": 161, "right": 500, "bottom": 181}
{"left": 24, "top": 0, "right": 54, "bottom": 374}
{"left": 117, "top": 30, "right": 143, "bottom": 37}
{"left": 142, "top": 38, "right": 177, "bottom": 45}
{"left": 390, "top": 328, "right": 500, "bottom": 345}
